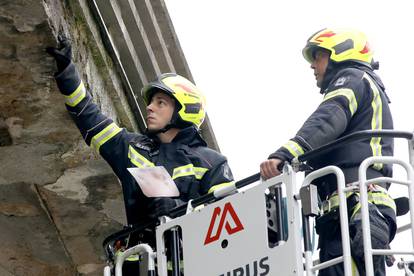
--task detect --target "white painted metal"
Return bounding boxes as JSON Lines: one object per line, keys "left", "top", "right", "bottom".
{"left": 114, "top": 243, "right": 155, "bottom": 276}
{"left": 108, "top": 134, "right": 414, "bottom": 275}
{"left": 301, "top": 166, "right": 352, "bottom": 276}
{"left": 359, "top": 156, "right": 414, "bottom": 275}
{"left": 104, "top": 265, "right": 111, "bottom": 276}
{"left": 156, "top": 166, "right": 303, "bottom": 275}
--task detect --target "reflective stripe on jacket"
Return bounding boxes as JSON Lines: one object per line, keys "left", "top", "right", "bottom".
{"left": 55, "top": 63, "right": 234, "bottom": 225}
{"left": 270, "top": 64, "right": 393, "bottom": 199}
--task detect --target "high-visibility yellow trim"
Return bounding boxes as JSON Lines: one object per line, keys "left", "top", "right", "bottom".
{"left": 351, "top": 258, "right": 360, "bottom": 276}
{"left": 364, "top": 74, "right": 383, "bottom": 170}
{"left": 167, "top": 260, "right": 185, "bottom": 271}
{"left": 368, "top": 191, "right": 396, "bottom": 212}
{"left": 349, "top": 190, "right": 395, "bottom": 219}
{"left": 128, "top": 146, "right": 155, "bottom": 168}
{"left": 90, "top": 122, "right": 122, "bottom": 153}
{"left": 323, "top": 187, "right": 395, "bottom": 217}
{"left": 323, "top": 88, "right": 358, "bottom": 116}
{"left": 321, "top": 191, "right": 355, "bottom": 213}
{"left": 194, "top": 167, "right": 209, "bottom": 180}
{"left": 172, "top": 164, "right": 194, "bottom": 180}
{"left": 208, "top": 181, "right": 234, "bottom": 193}
{"left": 282, "top": 140, "right": 304, "bottom": 158}
{"left": 351, "top": 203, "right": 361, "bottom": 218}
{"left": 65, "top": 81, "right": 86, "bottom": 107}
{"left": 115, "top": 250, "right": 140, "bottom": 262}
{"left": 172, "top": 164, "right": 209, "bottom": 180}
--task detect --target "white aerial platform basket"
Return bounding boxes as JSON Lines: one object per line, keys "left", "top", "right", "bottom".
{"left": 103, "top": 130, "right": 414, "bottom": 276}
{"left": 156, "top": 167, "right": 303, "bottom": 276}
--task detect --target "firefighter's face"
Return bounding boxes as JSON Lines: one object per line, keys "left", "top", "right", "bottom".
{"left": 146, "top": 91, "right": 175, "bottom": 131}
{"left": 311, "top": 49, "right": 330, "bottom": 88}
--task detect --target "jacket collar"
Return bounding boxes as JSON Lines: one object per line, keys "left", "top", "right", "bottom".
{"left": 320, "top": 62, "right": 391, "bottom": 103}
{"left": 146, "top": 126, "right": 207, "bottom": 147}
{"left": 171, "top": 126, "right": 207, "bottom": 147}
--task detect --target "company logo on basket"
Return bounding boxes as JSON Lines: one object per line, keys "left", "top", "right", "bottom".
{"left": 204, "top": 202, "right": 244, "bottom": 245}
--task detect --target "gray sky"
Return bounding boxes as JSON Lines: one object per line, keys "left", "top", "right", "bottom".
{"left": 165, "top": 0, "right": 413, "bottom": 179}
{"left": 165, "top": 0, "right": 414, "bottom": 271}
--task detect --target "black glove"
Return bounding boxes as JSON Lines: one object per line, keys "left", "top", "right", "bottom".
{"left": 46, "top": 34, "right": 72, "bottom": 74}
{"left": 148, "top": 197, "right": 180, "bottom": 219}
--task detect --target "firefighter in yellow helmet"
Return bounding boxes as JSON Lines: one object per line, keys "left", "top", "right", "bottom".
{"left": 142, "top": 73, "right": 206, "bottom": 133}
{"left": 261, "top": 28, "right": 396, "bottom": 275}
{"left": 47, "top": 37, "right": 234, "bottom": 274}
{"left": 138, "top": 72, "right": 233, "bottom": 216}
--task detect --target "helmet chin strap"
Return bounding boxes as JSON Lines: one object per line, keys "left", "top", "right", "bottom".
{"left": 144, "top": 106, "right": 191, "bottom": 136}
{"left": 145, "top": 122, "right": 175, "bottom": 136}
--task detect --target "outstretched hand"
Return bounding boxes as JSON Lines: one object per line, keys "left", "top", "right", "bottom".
{"left": 46, "top": 34, "right": 72, "bottom": 74}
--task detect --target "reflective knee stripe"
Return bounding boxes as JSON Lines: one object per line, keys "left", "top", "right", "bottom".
{"left": 128, "top": 146, "right": 155, "bottom": 168}
{"left": 363, "top": 74, "right": 383, "bottom": 170}
{"left": 208, "top": 181, "right": 234, "bottom": 193}
{"left": 323, "top": 88, "right": 358, "bottom": 116}
{"left": 65, "top": 81, "right": 86, "bottom": 107}
{"left": 172, "top": 164, "right": 209, "bottom": 180}
{"left": 282, "top": 140, "right": 304, "bottom": 158}
{"left": 91, "top": 122, "right": 122, "bottom": 153}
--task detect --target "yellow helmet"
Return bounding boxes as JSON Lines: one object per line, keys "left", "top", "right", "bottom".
{"left": 302, "top": 28, "right": 374, "bottom": 68}
{"left": 141, "top": 73, "right": 206, "bottom": 129}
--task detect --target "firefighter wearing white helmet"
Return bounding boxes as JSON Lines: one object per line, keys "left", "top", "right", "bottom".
{"left": 47, "top": 37, "right": 234, "bottom": 274}
{"left": 260, "top": 28, "right": 396, "bottom": 275}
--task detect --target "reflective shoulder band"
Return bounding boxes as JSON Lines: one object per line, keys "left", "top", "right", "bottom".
{"left": 128, "top": 146, "right": 155, "bottom": 168}
{"left": 65, "top": 81, "right": 86, "bottom": 107}
{"left": 91, "top": 122, "right": 122, "bottom": 153}
{"left": 323, "top": 88, "right": 358, "bottom": 116}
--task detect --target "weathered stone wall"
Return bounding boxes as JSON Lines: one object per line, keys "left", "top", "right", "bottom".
{"left": 0, "top": 0, "right": 138, "bottom": 274}
{"left": 1, "top": 0, "right": 215, "bottom": 274}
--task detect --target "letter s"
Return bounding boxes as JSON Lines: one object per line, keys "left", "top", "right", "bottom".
{"left": 259, "top": 256, "right": 270, "bottom": 276}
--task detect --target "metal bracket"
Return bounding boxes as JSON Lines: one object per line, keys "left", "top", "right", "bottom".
{"left": 300, "top": 184, "right": 319, "bottom": 217}
{"left": 186, "top": 199, "right": 194, "bottom": 214}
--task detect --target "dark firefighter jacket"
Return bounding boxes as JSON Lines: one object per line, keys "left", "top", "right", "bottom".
{"left": 270, "top": 63, "right": 394, "bottom": 199}
{"left": 54, "top": 62, "right": 234, "bottom": 225}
